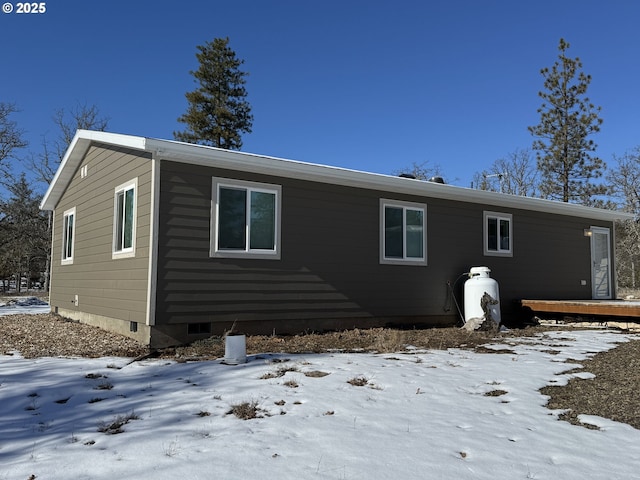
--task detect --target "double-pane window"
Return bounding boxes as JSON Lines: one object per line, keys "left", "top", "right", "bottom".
{"left": 380, "top": 200, "right": 427, "bottom": 265}
{"left": 484, "top": 211, "right": 512, "bottom": 256}
{"left": 212, "top": 179, "right": 281, "bottom": 259}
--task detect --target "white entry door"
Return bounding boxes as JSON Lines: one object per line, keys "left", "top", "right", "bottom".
{"left": 590, "top": 226, "right": 612, "bottom": 299}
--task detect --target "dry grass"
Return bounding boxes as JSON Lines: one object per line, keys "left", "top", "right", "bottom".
{"left": 170, "top": 326, "right": 556, "bottom": 359}
{"left": 484, "top": 389, "right": 508, "bottom": 397}
{"left": 227, "top": 401, "right": 264, "bottom": 420}
{"left": 347, "top": 376, "right": 369, "bottom": 387}
{"left": 260, "top": 365, "right": 299, "bottom": 379}
{"left": 304, "top": 370, "right": 330, "bottom": 378}
{"left": 97, "top": 412, "right": 139, "bottom": 434}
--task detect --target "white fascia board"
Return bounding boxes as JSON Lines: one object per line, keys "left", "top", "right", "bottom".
{"left": 40, "top": 130, "right": 148, "bottom": 211}
{"left": 147, "top": 137, "right": 634, "bottom": 223}
{"left": 40, "top": 131, "right": 635, "bottom": 224}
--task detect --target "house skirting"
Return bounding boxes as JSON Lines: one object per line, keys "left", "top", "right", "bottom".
{"left": 55, "top": 307, "right": 152, "bottom": 346}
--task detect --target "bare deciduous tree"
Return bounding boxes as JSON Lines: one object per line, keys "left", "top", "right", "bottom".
{"left": 0, "top": 102, "right": 27, "bottom": 184}
{"left": 473, "top": 148, "right": 539, "bottom": 196}
{"left": 394, "top": 160, "right": 445, "bottom": 181}
{"left": 609, "top": 147, "right": 640, "bottom": 289}
{"left": 23, "top": 102, "right": 109, "bottom": 292}
{"left": 27, "top": 102, "right": 109, "bottom": 186}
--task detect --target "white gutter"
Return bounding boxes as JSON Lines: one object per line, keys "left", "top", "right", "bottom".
{"left": 146, "top": 137, "right": 634, "bottom": 222}
{"left": 41, "top": 130, "right": 635, "bottom": 223}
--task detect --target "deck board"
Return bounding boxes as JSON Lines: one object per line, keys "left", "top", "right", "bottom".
{"left": 520, "top": 299, "right": 640, "bottom": 318}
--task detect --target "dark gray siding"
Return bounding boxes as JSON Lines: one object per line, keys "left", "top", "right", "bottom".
{"left": 154, "top": 160, "right": 613, "bottom": 340}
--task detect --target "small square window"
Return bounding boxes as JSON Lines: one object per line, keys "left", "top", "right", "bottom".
{"left": 380, "top": 199, "right": 427, "bottom": 265}
{"left": 484, "top": 211, "right": 513, "bottom": 257}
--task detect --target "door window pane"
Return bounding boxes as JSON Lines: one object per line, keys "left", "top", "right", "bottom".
{"left": 593, "top": 231, "right": 611, "bottom": 298}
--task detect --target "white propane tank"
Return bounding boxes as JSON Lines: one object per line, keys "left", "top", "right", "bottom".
{"left": 464, "top": 266, "right": 501, "bottom": 325}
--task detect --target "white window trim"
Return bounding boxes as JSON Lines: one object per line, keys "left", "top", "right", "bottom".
{"left": 61, "top": 207, "right": 76, "bottom": 265}
{"left": 380, "top": 199, "right": 428, "bottom": 266}
{"left": 483, "top": 211, "right": 513, "bottom": 257}
{"left": 210, "top": 177, "right": 282, "bottom": 260}
{"left": 112, "top": 178, "right": 138, "bottom": 259}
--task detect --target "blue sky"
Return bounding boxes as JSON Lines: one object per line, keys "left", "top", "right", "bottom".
{"left": 2, "top": 0, "right": 640, "bottom": 191}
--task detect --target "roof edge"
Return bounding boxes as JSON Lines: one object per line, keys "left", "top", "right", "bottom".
{"left": 148, "top": 137, "right": 634, "bottom": 222}
{"left": 40, "top": 131, "right": 147, "bottom": 210}
{"left": 40, "top": 130, "right": 635, "bottom": 223}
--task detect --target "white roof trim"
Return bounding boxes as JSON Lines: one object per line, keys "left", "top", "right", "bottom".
{"left": 41, "top": 130, "right": 635, "bottom": 222}
{"left": 40, "top": 130, "right": 147, "bottom": 210}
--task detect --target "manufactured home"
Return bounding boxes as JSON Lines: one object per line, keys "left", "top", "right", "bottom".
{"left": 40, "top": 130, "right": 633, "bottom": 347}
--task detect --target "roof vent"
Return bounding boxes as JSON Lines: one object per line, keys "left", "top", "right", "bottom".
{"left": 428, "top": 176, "right": 445, "bottom": 184}
{"left": 398, "top": 173, "right": 416, "bottom": 179}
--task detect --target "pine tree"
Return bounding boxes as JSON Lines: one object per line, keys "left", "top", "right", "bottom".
{"left": 0, "top": 173, "right": 49, "bottom": 292}
{"left": 529, "top": 38, "right": 606, "bottom": 204}
{"left": 175, "top": 37, "right": 253, "bottom": 150}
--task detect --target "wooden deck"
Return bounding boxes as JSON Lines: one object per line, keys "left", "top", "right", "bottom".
{"left": 520, "top": 299, "right": 640, "bottom": 318}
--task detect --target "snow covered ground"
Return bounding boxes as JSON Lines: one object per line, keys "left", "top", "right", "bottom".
{"left": 0, "top": 296, "right": 50, "bottom": 316}
{"left": 1, "top": 312, "right": 639, "bottom": 480}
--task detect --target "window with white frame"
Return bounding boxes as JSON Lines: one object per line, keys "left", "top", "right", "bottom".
{"left": 211, "top": 178, "right": 281, "bottom": 259}
{"left": 380, "top": 199, "right": 427, "bottom": 265}
{"left": 484, "top": 211, "right": 513, "bottom": 256}
{"left": 62, "top": 207, "right": 76, "bottom": 264}
{"left": 113, "top": 179, "right": 137, "bottom": 258}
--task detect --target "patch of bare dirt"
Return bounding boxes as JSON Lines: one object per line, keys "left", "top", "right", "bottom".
{"left": 0, "top": 314, "right": 148, "bottom": 358}
{"left": 540, "top": 337, "right": 640, "bottom": 429}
